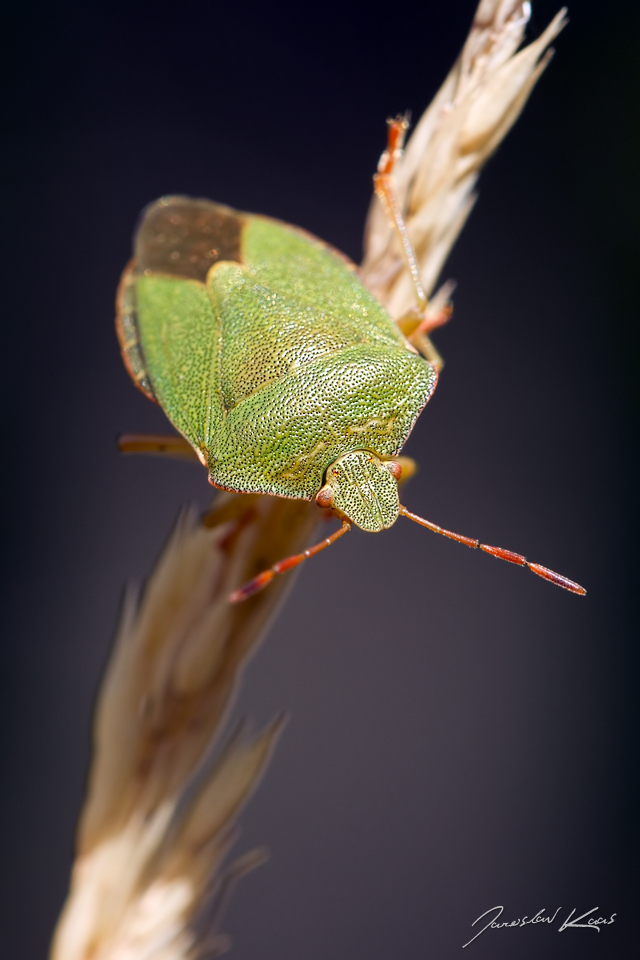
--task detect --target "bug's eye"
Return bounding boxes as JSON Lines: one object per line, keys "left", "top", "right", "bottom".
{"left": 316, "top": 486, "right": 334, "bottom": 508}
{"left": 384, "top": 460, "right": 402, "bottom": 479}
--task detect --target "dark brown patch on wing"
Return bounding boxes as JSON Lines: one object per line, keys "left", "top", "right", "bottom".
{"left": 134, "top": 196, "right": 244, "bottom": 282}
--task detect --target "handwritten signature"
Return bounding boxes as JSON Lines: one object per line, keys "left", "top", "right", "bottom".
{"left": 462, "top": 905, "right": 617, "bottom": 948}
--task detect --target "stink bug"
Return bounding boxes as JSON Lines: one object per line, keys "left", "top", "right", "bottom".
{"left": 116, "top": 120, "right": 585, "bottom": 602}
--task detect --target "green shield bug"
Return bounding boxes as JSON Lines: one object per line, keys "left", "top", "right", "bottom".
{"left": 117, "top": 119, "right": 585, "bottom": 602}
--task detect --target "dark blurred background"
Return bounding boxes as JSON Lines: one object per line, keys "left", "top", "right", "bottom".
{"left": 1, "top": 0, "right": 638, "bottom": 957}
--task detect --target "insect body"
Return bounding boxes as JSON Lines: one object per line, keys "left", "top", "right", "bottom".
{"left": 118, "top": 196, "right": 436, "bottom": 521}
{"left": 117, "top": 129, "right": 585, "bottom": 601}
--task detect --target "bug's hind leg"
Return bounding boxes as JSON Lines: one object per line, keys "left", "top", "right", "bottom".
{"left": 118, "top": 433, "right": 205, "bottom": 464}
{"left": 374, "top": 117, "right": 451, "bottom": 370}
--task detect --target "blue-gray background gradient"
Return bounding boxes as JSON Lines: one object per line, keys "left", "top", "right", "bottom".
{"left": 1, "top": 1, "right": 637, "bottom": 957}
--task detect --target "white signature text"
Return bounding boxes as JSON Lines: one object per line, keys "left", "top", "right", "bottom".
{"left": 462, "top": 905, "right": 617, "bottom": 948}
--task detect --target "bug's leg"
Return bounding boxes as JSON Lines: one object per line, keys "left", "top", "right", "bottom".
{"left": 398, "top": 505, "right": 586, "bottom": 595}
{"left": 229, "top": 521, "right": 351, "bottom": 603}
{"left": 398, "top": 304, "right": 452, "bottom": 339}
{"left": 118, "top": 433, "right": 204, "bottom": 464}
{"left": 374, "top": 115, "right": 428, "bottom": 317}
{"left": 408, "top": 300, "right": 453, "bottom": 371}
{"left": 396, "top": 281, "right": 456, "bottom": 338}
{"left": 409, "top": 330, "right": 446, "bottom": 371}
{"left": 398, "top": 285, "right": 454, "bottom": 370}
{"left": 374, "top": 117, "right": 450, "bottom": 370}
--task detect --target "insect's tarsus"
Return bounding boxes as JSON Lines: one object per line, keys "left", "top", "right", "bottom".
{"left": 398, "top": 505, "right": 586, "bottom": 595}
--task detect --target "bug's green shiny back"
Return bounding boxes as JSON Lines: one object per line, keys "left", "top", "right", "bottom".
{"left": 134, "top": 277, "right": 223, "bottom": 446}
{"left": 213, "top": 217, "right": 412, "bottom": 409}
{"left": 121, "top": 197, "right": 437, "bottom": 502}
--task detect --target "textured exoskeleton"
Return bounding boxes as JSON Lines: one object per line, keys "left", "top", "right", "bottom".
{"left": 117, "top": 196, "right": 437, "bottom": 533}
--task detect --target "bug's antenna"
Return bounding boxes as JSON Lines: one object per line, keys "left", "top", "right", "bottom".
{"left": 229, "top": 521, "right": 352, "bottom": 603}
{"left": 398, "top": 505, "right": 586, "bottom": 595}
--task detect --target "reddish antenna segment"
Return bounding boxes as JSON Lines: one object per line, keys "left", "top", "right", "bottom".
{"left": 228, "top": 505, "right": 586, "bottom": 604}
{"left": 399, "top": 505, "right": 586, "bottom": 595}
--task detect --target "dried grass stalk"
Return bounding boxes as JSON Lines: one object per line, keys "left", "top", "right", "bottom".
{"left": 51, "top": 3, "right": 566, "bottom": 957}
{"left": 50, "top": 494, "right": 319, "bottom": 960}
{"left": 362, "top": 0, "right": 567, "bottom": 356}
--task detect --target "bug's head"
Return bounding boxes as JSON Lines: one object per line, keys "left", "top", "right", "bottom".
{"left": 316, "top": 450, "right": 402, "bottom": 532}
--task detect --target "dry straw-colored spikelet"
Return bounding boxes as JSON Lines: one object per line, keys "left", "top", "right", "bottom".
{"left": 361, "top": 0, "right": 567, "bottom": 365}
{"left": 51, "top": 495, "right": 319, "bottom": 960}
{"left": 51, "top": 3, "right": 566, "bottom": 958}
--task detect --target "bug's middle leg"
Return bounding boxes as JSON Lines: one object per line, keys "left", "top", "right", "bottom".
{"left": 117, "top": 433, "right": 204, "bottom": 463}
